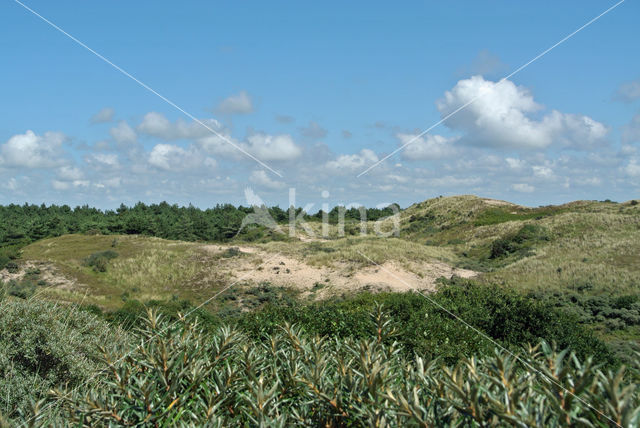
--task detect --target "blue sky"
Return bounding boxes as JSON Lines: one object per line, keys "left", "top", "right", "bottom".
{"left": 1, "top": 0, "right": 639, "bottom": 209}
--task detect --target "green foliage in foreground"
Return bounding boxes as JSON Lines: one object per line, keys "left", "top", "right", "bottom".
{"left": 238, "top": 280, "right": 613, "bottom": 365}
{"left": 23, "top": 309, "right": 639, "bottom": 427}
{"left": 0, "top": 298, "right": 128, "bottom": 421}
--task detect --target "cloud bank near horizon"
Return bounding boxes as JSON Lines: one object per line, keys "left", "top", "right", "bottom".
{"left": 1, "top": 78, "right": 638, "bottom": 208}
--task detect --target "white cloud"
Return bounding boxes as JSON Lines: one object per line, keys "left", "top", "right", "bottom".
{"left": 615, "top": 79, "right": 640, "bottom": 103}
{"left": 86, "top": 153, "right": 120, "bottom": 169}
{"left": 204, "top": 157, "right": 217, "bottom": 169}
{"left": 137, "top": 112, "right": 222, "bottom": 140}
{"left": 197, "top": 134, "right": 244, "bottom": 158}
{"left": 3, "top": 177, "right": 18, "bottom": 191}
{"left": 436, "top": 76, "right": 608, "bottom": 149}
{"left": 0, "top": 130, "right": 66, "bottom": 168}
{"left": 97, "top": 177, "right": 121, "bottom": 188}
{"left": 532, "top": 165, "right": 554, "bottom": 179}
{"left": 52, "top": 180, "right": 70, "bottom": 190}
{"left": 624, "top": 159, "right": 640, "bottom": 177}
{"left": 398, "top": 133, "right": 457, "bottom": 160}
{"left": 57, "top": 166, "right": 84, "bottom": 181}
{"left": 505, "top": 157, "right": 526, "bottom": 170}
{"left": 216, "top": 91, "right": 253, "bottom": 115}
{"left": 90, "top": 107, "right": 115, "bottom": 124}
{"left": 325, "top": 149, "right": 378, "bottom": 172}
{"left": 249, "top": 170, "right": 285, "bottom": 190}
{"left": 110, "top": 121, "right": 137, "bottom": 145}
{"left": 148, "top": 144, "right": 201, "bottom": 171}
{"left": 52, "top": 179, "right": 89, "bottom": 190}
{"left": 512, "top": 183, "right": 535, "bottom": 193}
{"left": 247, "top": 133, "right": 302, "bottom": 161}
{"left": 621, "top": 145, "right": 637, "bottom": 156}
{"left": 386, "top": 174, "right": 408, "bottom": 183}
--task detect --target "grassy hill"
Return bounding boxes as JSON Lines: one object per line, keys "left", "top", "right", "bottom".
{"left": 2, "top": 195, "right": 640, "bottom": 425}
{"left": 4, "top": 195, "right": 640, "bottom": 306}
{"left": 400, "top": 195, "right": 640, "bottom": 294}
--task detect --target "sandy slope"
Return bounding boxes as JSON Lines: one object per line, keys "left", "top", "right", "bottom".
{"left": 201, "top": 244, "right": 476, "bottom": 296}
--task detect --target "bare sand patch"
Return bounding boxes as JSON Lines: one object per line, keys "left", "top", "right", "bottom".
{"left": 0, "top": 261, "right": 78, "bottom": 292}
{"left": 7, "top": 241, "right": 478, "bottom": 303}
{"left": 214, "top": 245, "right": 477, "bottom": 297}
{"left": 482, "top": 198, "right": 517, "bottom": 207}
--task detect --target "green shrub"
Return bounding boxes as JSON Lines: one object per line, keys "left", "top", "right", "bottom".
{"left": 42, "top": 309, "right": 639, "bottom": 427}
{"left": 237, "top": 280, "right": 612, "bottom": 365}
{"left": 221, "top": 247, "right": 241, "bottom": 258}
{"left": 0, "top": 299, "right": 128, "bottom": 421}
{"left": 5, "top": 262, "right": 19, "bottom": 274}
{"left": 6, "top": 279, "right": 36, "bottom": 299}
{"left": 489, "top": 224, "right": 549, "bottom": 259}
{"left": 0, "top": 246, "right": 21, "bottom": 271}
{"left": 105, "top": 298, "right": 219, "bottom": 330}
{"left": 84, "top": 250, "right": 118, "bottom": 272}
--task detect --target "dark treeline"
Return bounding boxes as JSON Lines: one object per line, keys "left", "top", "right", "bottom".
{"left": 0, "top": 202, "right": 400, "bottom": 267}
{"left": 310, "top": 203, "right": 400, "bottom": 224}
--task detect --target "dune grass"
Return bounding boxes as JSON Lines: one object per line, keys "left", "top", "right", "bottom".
{"left": 261, "top": 235, "right": 458, "bottom": 270}
{"left": 12, "top": 196, "right": 640, "bottom": 307}
{"left": 19, "top": 234, "right": 231, "bottom": 309}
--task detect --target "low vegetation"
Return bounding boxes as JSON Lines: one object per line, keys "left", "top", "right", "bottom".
{"left": 0, "top": 297, "right": 128, "bottom": 421}
{"left": 5, "top": 302, "right": 638, "bottom": 426}
{"left": 2, "top": 195, "right": 640, "bottom": 425}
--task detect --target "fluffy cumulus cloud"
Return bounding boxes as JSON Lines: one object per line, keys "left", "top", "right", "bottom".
{"left": 2, "top": 74, "right": 637, "bottom": 207}
{"left": 325, "top": 149, "right": 378, "bottom": 172}
{"left": 624, "top": 159, "right": 640, "bottom": 178}
{"left": 398, "top": 133, "right": 458, "bottom": 161}
{"left": 246, "top": 133, "right": 302, "bottom": 161}
{"left": 110, "top": 121, "right": 137, "bottom": 145}
{"left": 90, "top": 107, "right": 115, "bottom": 124}
{"left": 505, "top": 157, "right": 527, "bottom": 171}
{"left": 216, "top": 91, "right": 253, "bottom": 115}
{"left": 56, "top": 166, "right": 84, "bottom": 181}
{"left": 249, "top": 170, "right": 285, "bottom": 190}
{"left": 136, "top": 113, "right": 301, "bottom": 165}
{"left": 532, "top": 165, "right": 555, "bottom": 180}
{"left": 0, "top": 130, "right": 66, "bottom": 168}
{"left": 148, "top": 144, "right": 203, "bottom": 171}
{"left": 437, "top": 76, "right": 608, "bottom": 150}
{"left": 197, "top": 134, "right": 245, "bottom": 159}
